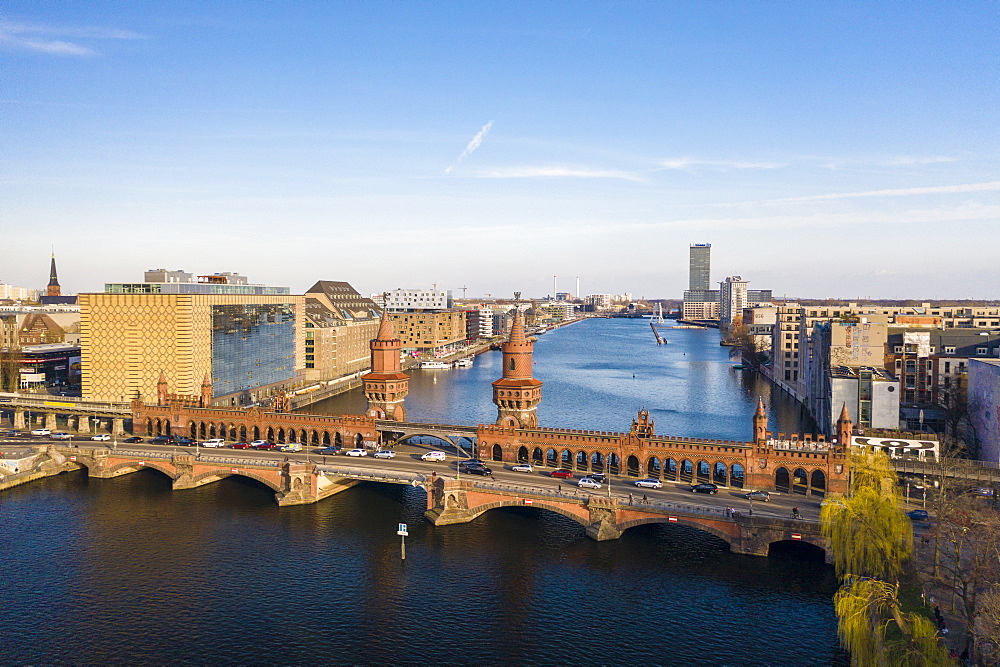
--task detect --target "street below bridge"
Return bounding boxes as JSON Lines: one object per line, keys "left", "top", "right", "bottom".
{"left": 5, "top": 436, "right": 823, "bottom": 522}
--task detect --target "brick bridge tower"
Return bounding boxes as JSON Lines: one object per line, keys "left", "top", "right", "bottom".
{"left": 492, "top": 294, "right": 543, "bottom": 428}
{"left": 362, "top": 305, "right": 409, "bottom": 421}
{"left": 836, "top": 402, "right": 853, "bottom": 451}
{"left": 753, "top": 397, "right": 768, "bottom": 444}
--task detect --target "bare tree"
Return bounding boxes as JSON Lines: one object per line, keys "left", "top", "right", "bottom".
{"left": 0, "top": 347, "right": 21, "bottom": 392}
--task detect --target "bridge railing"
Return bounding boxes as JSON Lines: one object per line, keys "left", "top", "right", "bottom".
{"left": 317, "top": 464, "right": 426, "bottom": 485}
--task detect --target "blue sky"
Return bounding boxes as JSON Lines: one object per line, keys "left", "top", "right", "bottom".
{"left": 2, "top": 2, "right": 998, "bottom": 300}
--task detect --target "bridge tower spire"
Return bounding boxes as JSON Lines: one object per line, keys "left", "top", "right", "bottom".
{"left": 362, "top": 299, "right": 409, "bottom": 421}
{"left": 492, "top": 293, "right": 543, "bottom": 428}
{"left": 157, "top": 371, "right": 168, "bottom": 405}
{"left": 200, "top": 375, "right": 212, "bottom": 407}
{"left": 836, "top": 402, "right": 853, "bottom": 452}
{"left": 753, "top": 397, "right": 768, "bottom": 444}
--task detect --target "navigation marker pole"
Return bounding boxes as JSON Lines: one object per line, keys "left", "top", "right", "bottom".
{"left": 397, "top": 523, "right": 408, "bottom": 560}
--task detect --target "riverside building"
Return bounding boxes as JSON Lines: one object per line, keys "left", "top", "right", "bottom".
{"left": 80, "top": 271, "right": 304, "bottom": 405}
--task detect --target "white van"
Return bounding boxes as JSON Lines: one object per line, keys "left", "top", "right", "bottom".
{"left": 420, "top": 451, "right": 447, "bottom": 461}
{"left": 201, "top": 438, "right": 226, "bottom": 448}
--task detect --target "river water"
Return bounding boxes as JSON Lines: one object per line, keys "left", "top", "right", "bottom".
{"left": 2, "top": 318, "right": 844, "bottom": 666}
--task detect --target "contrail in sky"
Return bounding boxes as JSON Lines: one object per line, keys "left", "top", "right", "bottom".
{"left": 445, "top": 120, "right": 494, "bottom": 174}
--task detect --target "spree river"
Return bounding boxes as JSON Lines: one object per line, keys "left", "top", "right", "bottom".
{"left": 2, "top": 318, "right": 845, "bottom": 666}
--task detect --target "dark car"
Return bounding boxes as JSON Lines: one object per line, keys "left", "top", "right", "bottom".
{"left": 465, "top": 464, "right": 493, "bottom": 476}
{"left": 907, "top": 509, "right": 930, "bottom": 521}
{"left": 460, "top": 459, "right": 485, "bottom": 468}
{"left": 150, "top": 435, "right": 171, "bottom": 444}
{"left": 549, "top": 468, "right": 574, "bottom": 479}
{"left": 691, "top": 483, "right": 719, "bottom": 494}
{"left": 2, "top": 430, "right": 24, "bottom": 437}
{"left": 317, "top": 446, "right": 342, "bottom": 455}
{"left": 587, "top": 473, "right": 607, "bottom": 483}
{"left": 123, "top": 436, "right": 144, "bottom": 443}
{"left": 175, "top": 437, "right": 194, "bottom": 446}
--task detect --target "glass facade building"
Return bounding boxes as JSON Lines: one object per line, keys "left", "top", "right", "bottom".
{"left": 211, "top": 303, "right": 297, "bottom": 397}
{"left": 689, "top": 243, "right": 712, "bottom": 291}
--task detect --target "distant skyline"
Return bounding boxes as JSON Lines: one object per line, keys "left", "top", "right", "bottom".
{"left": 2, "top": 2, "right": 998, "bottom": 300}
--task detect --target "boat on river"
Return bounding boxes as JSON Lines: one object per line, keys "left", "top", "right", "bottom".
{"left": 453, "top": 357, "right": 473, "bottom": 368}
{"left": 419, "top": 361, "right": 450, "bottom": 369}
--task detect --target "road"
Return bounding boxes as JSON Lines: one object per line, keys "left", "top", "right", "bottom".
{"left": 2, "top": 436, "right": 822, "bottom": 520}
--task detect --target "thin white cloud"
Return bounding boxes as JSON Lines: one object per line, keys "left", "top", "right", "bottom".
{"left": 770, "top": 180, "right": 1000, "bottom": 204}
{"left": 444, "top": 120, "right": 494, "bottom": 175}
{"left": 0, "top": 20, "right": 146, "bottom": 56}
{"left": 473, "top": 166, "right": 646, "bottom": 182}
{"left": 659, "top": 157, "right": 785, "bottom": 171}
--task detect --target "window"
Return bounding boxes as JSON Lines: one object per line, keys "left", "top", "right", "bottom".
{"left": 977, "top": 347, "right": 987, "bottom": 355}
{"left": 944, "top": 346, "right": 955, "bottom": 354}
{"left": 894, "top": 346, "right": 903, "bottom": 353}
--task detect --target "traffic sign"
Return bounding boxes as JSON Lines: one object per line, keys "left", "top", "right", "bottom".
{"left": 397, "top": 523, "right": 408, "bottom": 536}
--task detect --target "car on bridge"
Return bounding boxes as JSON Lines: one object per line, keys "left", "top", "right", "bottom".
{"left": 124, "top": 436, "right": 144, "bottom": 443}
{"left": 91, "top": 434, "right": 111, "bottom": 441}
{"left": 465, "top": 463, "right": 493, "bottom": 476}
{"left": 2, "top": 430, "right": 24, "bottom": 437}
{"left": 549, "top": 468, "right": 574, "bottom": 479}
{"left": 635, "top": 478, "right": 662, "bottom": 489}
{"left": 230, "top": 442, "right": 252, "bottom": 449}
{"left": 202, "top": 439, "right": 226, "bottom": 448}
{"left": 30, "top": 429, "right": 51, "bottom": 437}
{"left": 578, "top": 477, "right": 602, "bottom": 489}
{"left": 251, "top": 440, "right": 275, "bottom": 449}
{"left": 743, "top": 490, "right": 770, "bottom": 502}
{"left": 51, "top": 432, "right": 72, "bottom": 440}
{"left": 175, "top": 437, "right": 194, "bottom": 446}
{"left": 345, "top": 448, "right": 367, "bottom": 457}
{"left": 421, "top": 451, "right": 446, "bottom": 462}
{"left": 691, "top": 483, "right": 719, "bottom": 494}
{"left": 511, "top": 463, "right": 533, "bottom": 473}
{"left": 318, "top": 446, "right": 342, "bottom": 455}
{"left": 150, "top": 435, "right": 171, "bottom": 444}
{"left": 373, "top": 450, "right": 396, "bottom": 459}
{"left": 279, "top": 443, "right": 302, "bottom": 453}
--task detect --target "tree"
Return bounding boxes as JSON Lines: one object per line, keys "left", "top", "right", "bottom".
{"left": 0, "top": 347, "right": 21, "bottom": 392}
{"left": 822, "top": 449, "right": 952, "bottom": 665}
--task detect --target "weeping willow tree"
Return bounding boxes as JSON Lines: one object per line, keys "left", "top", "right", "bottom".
{"left": 822, "top": 449, "right": 952, "bottom": 665}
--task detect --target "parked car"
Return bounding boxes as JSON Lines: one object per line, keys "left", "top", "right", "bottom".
{"left": 465, "top": 463, "right": 493, "bottom": 476}
{"left": 743, "top": 490, "right": 771, "bottom": 502}
{"left": 202, "top": 438, "right": 226, "bottom": 448}
{"left": 578, "top": 477, "right": 602, "bottom": 489}
{"left": 691, "top": 483, "right": 719, "bottom": 494}
{"left": 51, "top": 432, "right": 72, "bottom": 440}
{"left": 150, "top": 435, "right": 171, "bottom": 444}
{"left": 345, "top": 448, "right": 367, "bottom": 457}
{"left": 511, "top": 463, "right": 533, "bottom": 472}
{"left": 373, "top": 450, "right": 396, "bottom": 459}
{"left": 91, "top": 434, "right": 111, "bottom": 441}
{"left": 318, "top": 446, "right": 342, "bottom": 455}
{"left": 549, "top": 468, "right": 574, "bottom": 479}
{"left": 123, "top": 436, "right": 144, "bottom": 443}
{"left": 421, "top": 451, "right": 447, "bottom": 461}
{"left": 230, "top": 442, "right": 252, "bottom": 449}
{"left": 635, "top": 478, "right": 662, "bottom": 489}
{"left": 907, "top": 509, "right": 930, "bottom": 521}
{"left": 30, "top": 428, "right": 52, "bottom": 437}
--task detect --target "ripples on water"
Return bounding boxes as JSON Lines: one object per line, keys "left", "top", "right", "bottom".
{"left": 2, "top": 320, "right": 843, "bottom": 666}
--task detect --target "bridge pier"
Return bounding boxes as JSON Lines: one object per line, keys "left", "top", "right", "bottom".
{"left": 585, "top": 497, "right": 623, "bottom": 541}
{"left": 77, "top": 415, "right": 91, "bottom": 434}
{"left": 424, "top": 477, "right": 477, "bottom": 526}
{"left": 14, "top": 410, "right": 25, "bottom": 430}
{"left": 276, "top": 462, "right": 321, "bottom": 506}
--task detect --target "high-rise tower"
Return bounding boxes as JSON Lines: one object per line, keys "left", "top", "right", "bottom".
{"left": 361, "top": 306, "right": 409, "bottom": 421}
{"left": 492, "top": 294, "right": 542, "bottom": 428}
{"left": 689, "top": 243, "right": 711, "bottom": 291}
{"left": 46, "top": 253, "right": 61, "bottom": 297}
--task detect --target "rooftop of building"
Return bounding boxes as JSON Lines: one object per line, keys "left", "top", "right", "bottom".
{"left": 830, "top": 365, "right": 896, "bottom": 381}
{"left": 21, "top": 342, "right": 80, "bottom": 353}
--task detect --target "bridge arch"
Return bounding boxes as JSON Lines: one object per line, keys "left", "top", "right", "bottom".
{"left": 190, "top": 469, "right": 282, "bottom": 493}
{"left": 107, "top": 460, "right": 176, "bottom": 480}
{"left": 492, "top": 444, "right": 503, "bottom": 461}
{"left": 626, "top": 455, "right": 640, "bottom": 477}
{"left": 810, "top": 470, "right": 826, "bottom": 496}
{"left": 665, "top": 458, "right": 678, "bottom": 481}
{"left": 617, "top": 516, "right": 736, "bottom": 547}
{"left": 457, "top": 500, "right": 590, "bottom": 527}
{"left": 775, "top": 467, "right": 790, "bottom": 492}
{"left": 680, "top": 459, "right": 693, "bottom": 483}
{"left": 730, "top": 463, "right": 745, "bottom": 488}
{"left": 713, "top": 462, "right": 728, "bottom": 485}
{"left": 792, "top": 468, "right": 808, "bottom": 495}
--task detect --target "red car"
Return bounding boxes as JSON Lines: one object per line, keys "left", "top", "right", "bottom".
{"left": 251, "top": 440, "right": 277, "bottom": 450}
{"left": 549, "top": 468, "right": 574, "bottom": 479}
{"left": 230, "top": 442, "right": 252, "bottom": 449}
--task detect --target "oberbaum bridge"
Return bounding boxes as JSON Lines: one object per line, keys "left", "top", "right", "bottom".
{"left": 2, "top": 304, "right": 971, "bottom": 561}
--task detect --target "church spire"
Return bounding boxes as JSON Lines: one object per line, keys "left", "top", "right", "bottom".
{"left": 47, "top": 252, "right": 61, "bottom": 297}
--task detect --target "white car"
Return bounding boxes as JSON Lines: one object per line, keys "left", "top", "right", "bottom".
{"left": 345, "top": 448, "right": 367, "bottom": 457}
{"left": 511, "top": 463, "right": 533, "bottom": 472}
{"left": 578, "top": 477, "right": 602, "bottom": 489}
{"left": 51, "top": 432, "right": 72, "bottom": 440}
{"left": 373, "top": 450, "right": 396, "bottom": 459}
{"left": 91, "top": 434, "right": 111, "bottom": 441}
{"left": 201, "top": 439, "right": 226, "bottom": 448}
{"left": 31, "top": 428, "right": 52, "bottom": 437}
{"left": 635, "top": 478, "right": 663, "bottom": 489}
{"left": 421, "top": 451, "right": 446, "bottom": 462}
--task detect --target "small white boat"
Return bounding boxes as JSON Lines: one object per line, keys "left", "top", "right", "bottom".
{"left": 420, "top": 361, "right": 450, "bottom": 369}
{"left": 453, "top": 357, "right": 473, "bottom": 368}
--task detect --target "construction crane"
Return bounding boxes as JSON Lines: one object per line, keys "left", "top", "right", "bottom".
{"left": 456, "top": 286, "right": 468, "bottom": 299}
